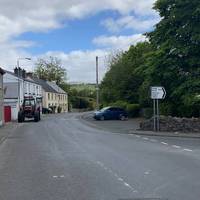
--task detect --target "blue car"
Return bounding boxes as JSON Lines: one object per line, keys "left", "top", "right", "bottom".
{"left": 94, "top": 107, "right": 128, "bottom": 121}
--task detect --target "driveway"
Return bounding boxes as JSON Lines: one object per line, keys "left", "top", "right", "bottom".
{"left": 80, "top": 112, "right": 143, "bottom": 134}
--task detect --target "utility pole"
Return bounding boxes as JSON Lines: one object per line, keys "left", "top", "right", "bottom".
{"left": 96, "top": 56, "right": 99, "bottom": 110}
{"left": 17, "top": 58, "right": 31, "bottom": 111}
{"left": 17, "top": 60, "right": 20, "bottom": 111}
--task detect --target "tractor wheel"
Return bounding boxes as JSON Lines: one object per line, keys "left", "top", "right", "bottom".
{"left": 34, "top": 112, "right": 39, "bottom": 122}
{"left": 18, "top": 111, "right": 24, "bottom": 123}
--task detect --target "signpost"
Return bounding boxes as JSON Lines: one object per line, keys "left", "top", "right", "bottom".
{"left": 151, "top": 86, "right": 166, "bottom": 131}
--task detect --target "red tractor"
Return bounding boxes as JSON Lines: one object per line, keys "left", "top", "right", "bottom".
{"left": 18, "top": 96, "right": 41, "bottom": 123}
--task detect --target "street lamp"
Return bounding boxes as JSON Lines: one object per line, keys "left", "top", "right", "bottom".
{"left": 17, "top": 57, "right": 31, "bottom": 110}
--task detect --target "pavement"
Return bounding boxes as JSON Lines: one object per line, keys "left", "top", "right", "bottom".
{"left": 0, "top": 113, "right": 200, "bottom": 200}
{"left": 0, "top": 122, "right": 24, "bottom": 144}
{"left": 82, "top": 112, "right": 200, "bottom": 138}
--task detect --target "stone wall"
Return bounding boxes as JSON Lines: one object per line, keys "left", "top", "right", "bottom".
{"left": 140, "top": 116, "right": 200, "bottom": 133}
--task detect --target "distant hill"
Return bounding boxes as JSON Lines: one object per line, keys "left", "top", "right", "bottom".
{"left": 70, "top": 83, "right": 96, "bottom": 91}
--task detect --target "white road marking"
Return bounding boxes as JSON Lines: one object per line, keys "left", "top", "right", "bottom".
{"left": 144, "top": 171, "right": 150, "bottom": 175}
{"left": 118, "top": 177, "right": 123, "bottom": 181}
{"left": 172, "top": 145, "right": 181, "bottom": 149}
{"left": 103, "top": 167, "right": 108, "bottom": 170}
{"left": 150, "top": 139, "right": 157, "bottom": 142}
{"left": 183, "top": 148, "right": 193, "bottom": 152}
{"left": 114, "top": 173, "right": 118, "bottom": 177}
{"left": 135, "top": 135, "right": 141, "bottom": 138}
{"left": 161, "top": 142, "right": 168, "bottom": 145}
{"left": 96, "top": 160, "right": 138, "bottom": 193}
{"left": 60, "top": 175, "right": 65, "bottom": 178}
{"left": 97, "top": 161, "right": 104, "bottom": 167}
{"left": 53, "top": 176, "right": 58, "bottom": 178}
{"left": 143, "top": 137, "right": 149, "bottom": 140}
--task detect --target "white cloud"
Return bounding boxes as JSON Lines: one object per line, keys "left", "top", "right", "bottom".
{"left": 0, "top": 0, "right": 157, "bottom": 42}
{"left": 38, "top": 32, "right": 146, "bottom": 83}
{"left": 0, "top": 0, "right": 157, "bottom": 82}
{"left": 0, "top": 42, "right": 33, "bottom": 71}
{"left": 93, "top": 34, "right": 147, "bottom": 49}
{"left": 41, "top": 49, "right": 110, "bottom": 83}
{"left": 101, "top": 15, "right": 160, "bottom": 33}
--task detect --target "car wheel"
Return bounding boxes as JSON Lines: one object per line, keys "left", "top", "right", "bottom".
{"left": 119, "top": 115, "right": 126, "bottom": 121}
{"left": 100, "top": 116, "right": 105, "bottom": 121}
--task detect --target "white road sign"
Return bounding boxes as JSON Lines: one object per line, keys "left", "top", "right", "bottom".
{"left": 151, "top": 86, "right": 166, "bottom": 99}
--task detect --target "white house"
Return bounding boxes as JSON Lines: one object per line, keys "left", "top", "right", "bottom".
{"left": 0, "top": 68, "right": 5, "bottom": 126}
{"left": 3, "top": 68, "right": 42, "bottom": 120}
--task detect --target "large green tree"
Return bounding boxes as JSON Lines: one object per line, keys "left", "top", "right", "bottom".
{"left": 100, "top": 42, "right": 154, "bottom": 105}
{"left": 147, "top": 0, "right": 200, "bottom": 117}
{"left": 100, "top": 0, "right": 200, "bottom": 117}
{"left": 34, "top": 56, "right": 67, "bottom": 84}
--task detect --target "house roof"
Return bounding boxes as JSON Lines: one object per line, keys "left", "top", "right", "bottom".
{"left": 5, "top": 70, "right": 44, "bottom": 86}
{"left": 46, "top": 81, "right": 67, "bottom": 94}
{"left": 30, "top": 77, "right": 58, "bottom": 93}
{"left": 0, "top": 68, "right": 5, "bottom": 75}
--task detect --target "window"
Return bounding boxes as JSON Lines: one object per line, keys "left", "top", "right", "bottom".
{"left": 24, "top": 99, "right": 35, "bottom": 106}
{"left": 48, "top": 93, "right": 50, "bottom": 100}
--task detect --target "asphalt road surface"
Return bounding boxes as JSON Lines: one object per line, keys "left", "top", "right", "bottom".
{"left": 0, "top": 113, "right": 200, "bottom": 200}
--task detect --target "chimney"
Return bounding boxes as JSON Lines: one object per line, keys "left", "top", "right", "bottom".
{"left": 14, "top": 67, "right": 23, "bottom": 77}
{"left": 22, "top": 69, "right": 26, "bottom": 78}
{"left": 14, "top": 67, "right": 18, "bottom": 75}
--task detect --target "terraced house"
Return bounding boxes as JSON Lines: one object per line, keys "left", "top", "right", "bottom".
{"left": 47, "top": 81, "right": 68, "bottom": 113}
{"left": 28, "top": 76, "right": 68, "bottom": 113}
{"left": 0, "top": 68, "right": 5, "bottom": 126}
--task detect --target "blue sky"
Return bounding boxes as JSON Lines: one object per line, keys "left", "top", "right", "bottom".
{"left": 17, "top": 10, "right": 148, "bottom": 55}
{"left": 0, "top": 0, "right": 159, "bottom": 83}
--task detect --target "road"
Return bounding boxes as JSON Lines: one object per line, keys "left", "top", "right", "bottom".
{"left": 0, "top": 113, "right": 200, "bottom": 200}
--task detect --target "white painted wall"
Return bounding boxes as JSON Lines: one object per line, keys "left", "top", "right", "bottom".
{"left": 0, "top": 74, "right": 3, "bottom": 126}
{"left": 3, "top": 72, "right": 42, "bottom": 121}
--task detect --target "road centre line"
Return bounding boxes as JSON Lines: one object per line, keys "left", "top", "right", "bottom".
{"left": 183, "top": 148, "right": 193, "bottom": 152}
{"left": 150, "top": 139, "right": 157, "bottom": 142}
{"left": 172, "top": 145, "right": 181, "bottom": 149}
{"left": 161, "top": 142, "right": 168, "bottom": 145}
{"left": 96, "top": 161, "right": 138, "bottom": 193}
{"left": 135, "top": 135, "right": 141, "bottom": 138}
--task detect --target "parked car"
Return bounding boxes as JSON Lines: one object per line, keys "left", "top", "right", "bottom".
{"left": 42, "top": 107, "right": 53, "bottom": 114}
{"left": 94, "top": 107, "right": 128, "bottom": 121}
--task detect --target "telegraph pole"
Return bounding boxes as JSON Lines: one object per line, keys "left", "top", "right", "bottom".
{"left": 96, "top": 56, "right": 99, "bottom": 110}
{"left": 17, "top": 60, "right": 20, "bottom": 110}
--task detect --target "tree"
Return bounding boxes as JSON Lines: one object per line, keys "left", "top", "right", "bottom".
{"left": 147, "top": 0, "right": 200, "bottom": 117}
{"left": 100, "top": 0, "right": 200, "bottom": 117}
{"left": 100, "top": 42, "right": 154, "bottom": 105}
{"left": 34, "top": 56, "right": 67, "bottom": 84}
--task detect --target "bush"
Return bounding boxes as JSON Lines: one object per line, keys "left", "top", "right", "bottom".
{"left": 159, "top": 102, "right": 174, "bottom": 116}
{"left": 110, "top": 101, "right": 127, "bottom": 109}
{"left": 126, "top": 104, "right": 140, "bottom": 118}
{"left": 142, "top": 108, "right": 153, "bottom": 119}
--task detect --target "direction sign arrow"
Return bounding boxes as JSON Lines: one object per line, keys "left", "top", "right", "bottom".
{"left": 151, "top": 86, "right": 166, "bottom": 99}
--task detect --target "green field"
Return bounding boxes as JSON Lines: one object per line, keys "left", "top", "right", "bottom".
{"left": 70, "top": 83, "right": 96, "bottom": 91}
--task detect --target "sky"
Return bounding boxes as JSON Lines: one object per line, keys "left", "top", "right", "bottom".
{"left": 0, "top": 0, "right": 159, "bottom": 83}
